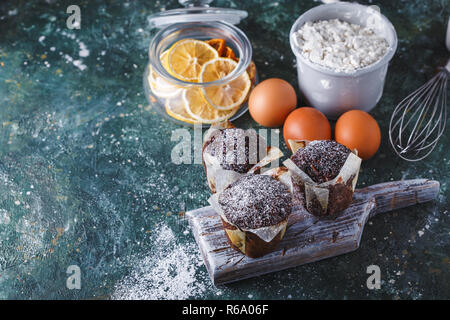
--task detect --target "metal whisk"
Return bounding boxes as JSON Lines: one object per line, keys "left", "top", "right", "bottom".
{"left": 389, "top": 19, "right": 449, "bottom": 162}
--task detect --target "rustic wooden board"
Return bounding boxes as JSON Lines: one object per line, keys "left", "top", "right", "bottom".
{"left": 186, "top": 179, "right": 439, "bottom": 285}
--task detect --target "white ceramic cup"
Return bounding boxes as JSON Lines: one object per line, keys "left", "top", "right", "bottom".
{"left": 289, "top": 2, "right": 398, "bottom": 119}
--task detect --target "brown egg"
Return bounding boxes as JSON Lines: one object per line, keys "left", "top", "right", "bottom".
{"left": 249, "top": 78, "right": 297, "bottom": 127}
{"left": 335, "top": 110, "right": 381, "bottom": 160}
{"left": 283, "top": 107, "right": 331, "bottom": 148}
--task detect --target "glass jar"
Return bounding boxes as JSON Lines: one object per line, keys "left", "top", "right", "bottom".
{"left": 144, "top": 1, "right": 257, "bottom": 126}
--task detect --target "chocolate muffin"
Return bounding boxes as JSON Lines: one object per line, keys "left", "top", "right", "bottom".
{"left": 203, "top": 128, "right": 267, "bottom": 193}
{"left": 291, "top": 140, "right": 351, "bottom": 183}
{"left": 217, "top": 174, "right": 292, "bottom": 258}
{"left": 288, "top": 140, "right": 360, "bottom": 217}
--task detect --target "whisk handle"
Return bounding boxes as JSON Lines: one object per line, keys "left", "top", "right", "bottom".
{"left": 446, "top": 17, "right": 450, "bottom": 52}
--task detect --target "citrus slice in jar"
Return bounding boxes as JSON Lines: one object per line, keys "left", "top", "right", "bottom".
{"left": 160, "top": 50, "right": 170, "bottom": 71}
{"left": 148, "top": 52, "right": 183, "bottom": 98}
{"left": 149, "top": 73, "right": 183, "bottom": 98}
{"left": 149, "top": 71, "right": 183, "bottom": 98}
{"left": 167, "top": 39, "right": 219, "bottom": 82}
{"left": 183, "top": 88, "right": 239, "bottom": 123}
{"left": 165, "top": 94, "right": 199, "bottom": 124}
{"left": 199, "top": 58, "right": 251, "bottom": 111}
{"left": 223, "top": 46, "right": 238, "bottom": 62}
{"left": 205, "top": 39, "right": 226, "bottom": 56}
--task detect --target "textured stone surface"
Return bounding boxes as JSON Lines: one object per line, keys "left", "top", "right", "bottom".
{"left": 0, "top": 0, "right": 448, "bottom": 299}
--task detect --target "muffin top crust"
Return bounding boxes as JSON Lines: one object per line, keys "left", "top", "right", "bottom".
{"left": 290, "top": 140, "right": 351, "bottom": 184}
{"left": 218, "top": 174, "right": 292, "bottom": 229}
{"left": 203, "top": 128, "right": 266, "bottom": 174}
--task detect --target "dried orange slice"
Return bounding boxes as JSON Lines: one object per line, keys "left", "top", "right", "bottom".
{"left": 149, "top": 77, "right": 183, "bottom": 99}
{"left": 148, "top": 70, "right": 183, "bottom": 99}
{"left": 223, "top": 46, "right": 238, "bottom": 62}
{"left": 182, "top": 88, "right": 238, "bottom": 123}
{"left": 247, "top": 61, "right": 257, "bottom": 86}
{"left": 167, "top": 39, "right": 218, "bottom": 82}
{"left": 205, "top": 39, "right": 226, "bottom": 56}
{"left": 160, "top": 50, "right": 171, "bottom": 71}
{"left": 148, "top": 52, "right": 183, "bottom": 98}
{"left": 165, "top": 94, "right": 199, "bottom": 124}
{"left": 199, "top": 58, "right": 251, "bottom": 111}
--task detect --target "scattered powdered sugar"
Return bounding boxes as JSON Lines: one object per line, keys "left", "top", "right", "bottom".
{"left": 111, "top": 224, "right": 211, "bottom": 300}
{"left": 72, "top": 59, "right": 87, "bottom": 71}
{"left": 218, "top": 174, "right": 291, "bottom": 229}
{"left": 63, "top": 54, "right": 87, "bottom": 71}
{"left": 0, "top": 209, "right": 10, "bottom": 225}
{"left": 292, "top": 19, "right": 389, "bottom": 73}
{"left": 78, "top": 41, "right": 90, "bottom": 57}
{"left": 58, "top": 30, "right": 89, "bottom": 70}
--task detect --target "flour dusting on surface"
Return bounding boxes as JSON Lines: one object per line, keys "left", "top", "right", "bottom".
{"left": 78, "top": 41, "right": 90, "bottom": 57}
{"left": 0, "top": 209, "right": 11, "bottom": 225}
{"left": 111, "top": 224, "right": 211, "bottom": 300}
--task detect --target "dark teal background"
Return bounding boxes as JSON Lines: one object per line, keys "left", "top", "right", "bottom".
{"left": 0, "top": 0, "right": 448, "bottom": 299}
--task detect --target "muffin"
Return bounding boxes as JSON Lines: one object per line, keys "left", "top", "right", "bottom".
{"left": 284, "top": 140, "right": 361, "bottom": 217}
{"left": 214, "top": 174, "right": 292, "bottom": 258}
{"left": 202, "top": 127, "right": 267, "bottom": 193}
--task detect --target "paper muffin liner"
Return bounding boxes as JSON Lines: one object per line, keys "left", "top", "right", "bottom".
{"left": 203, "top": 121, "right": 283, "bottom": 194}
{"left": 208, "top": 167, "right": 292, "bottom": 247}
{"left": 283, "top": 140, "right": 362, "bottom": 216}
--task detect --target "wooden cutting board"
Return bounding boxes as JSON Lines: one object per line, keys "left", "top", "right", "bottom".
{"left": 186, "top": 179, "right": 439, "bottom": 285}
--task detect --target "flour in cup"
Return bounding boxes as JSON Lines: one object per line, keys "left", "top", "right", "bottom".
{"left": 292, "top": 19, "right": 389, "bottom": 73}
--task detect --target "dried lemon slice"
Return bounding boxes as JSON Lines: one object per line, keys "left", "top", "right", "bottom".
{"left": 150, "top": 50, "right": 171, "bottom": 83}
{"left": 182, "top": 88, "right": 239, "bottom": 123}
{"left": 148, "top": 51, "right": 183, "bottom": 98}
{"left": 167, "top": 39, "right": 218, "bottom": 82}
{"left": 165, "top": 94, "right": 199, "bottom": 124}
{"left": 199, "top": 58, "right": 251, "bottom": 111}
{"left": 148, "top": 66, "right": 183, "bottom": 98}
{"left": 160, "top": 50, "right": 170, "bottom": 71}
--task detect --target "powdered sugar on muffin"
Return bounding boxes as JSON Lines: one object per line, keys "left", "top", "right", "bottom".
{"left": 290, "top": 140, "right": 351, "bottom": 184}
{"left": 218, "top": 174, "right": 292, "bottom": 229}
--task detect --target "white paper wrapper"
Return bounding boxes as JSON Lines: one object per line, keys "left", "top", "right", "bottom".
{"left": 283, "top": 140, "right": 362, "bottom": 215}
{"left": 203, "top": 152, "right": 243, "bottom": 194}
{"left": 262, "top": 166, "right": 293, "bottom": 193}
{"left": 203, "top": 122, "right": 283, "bottom": 194}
